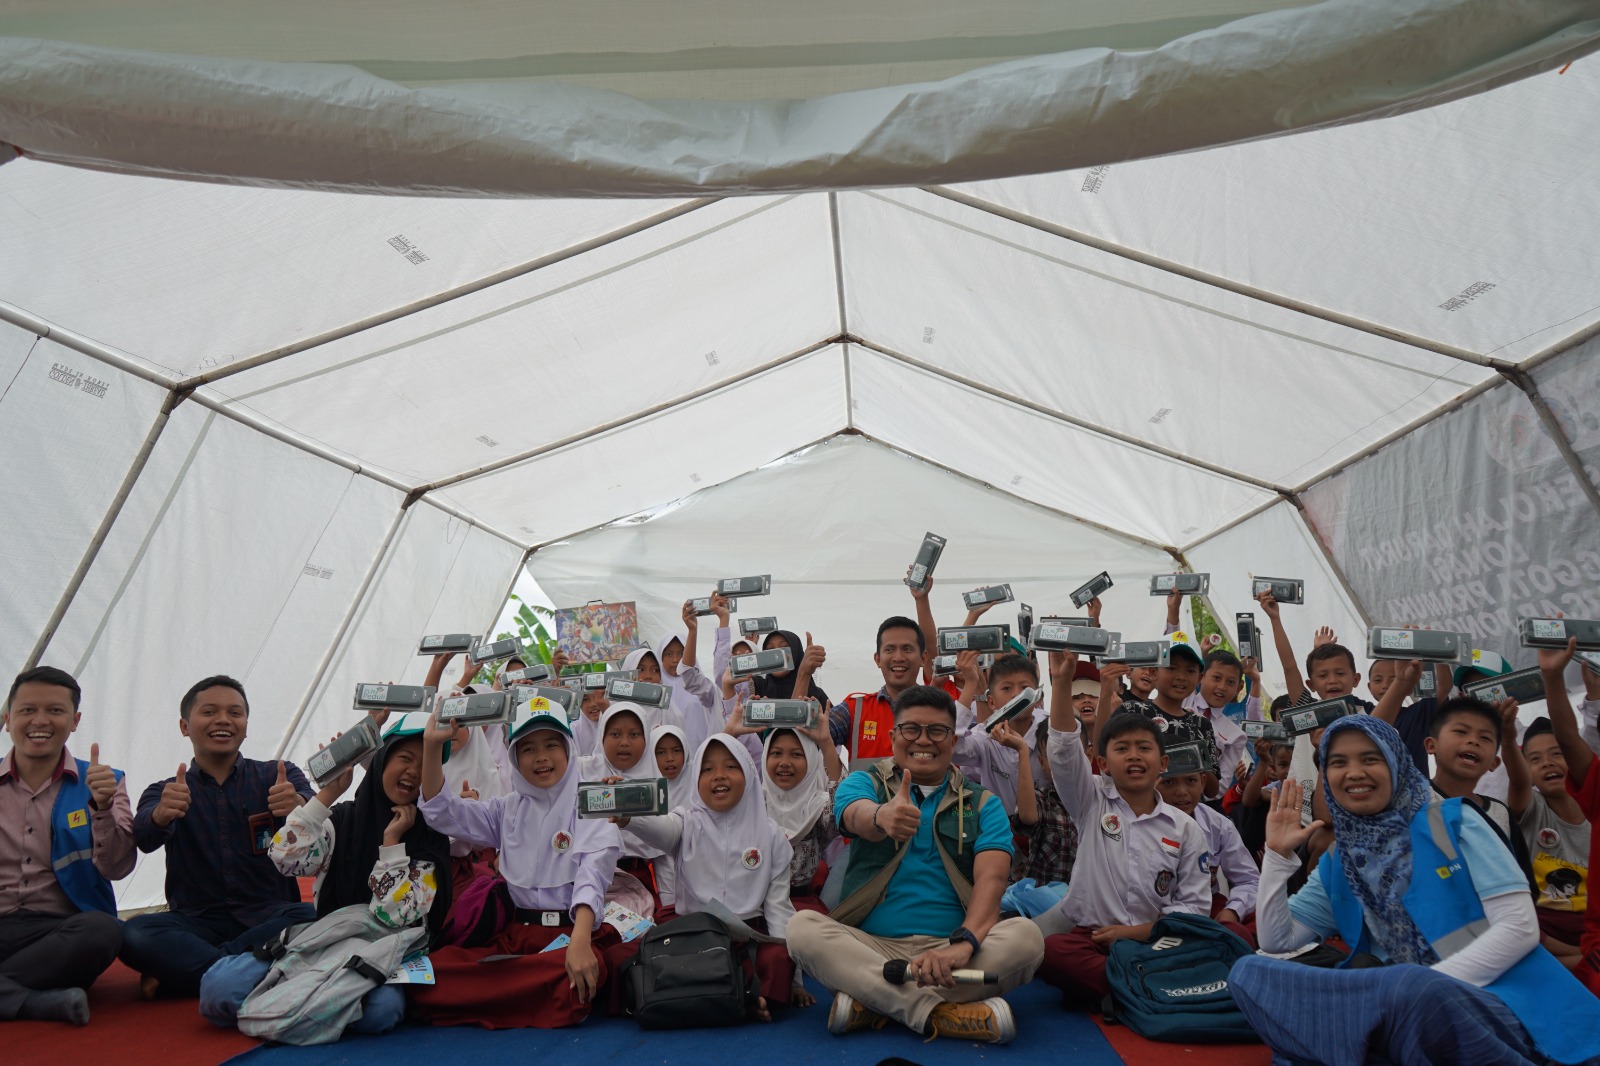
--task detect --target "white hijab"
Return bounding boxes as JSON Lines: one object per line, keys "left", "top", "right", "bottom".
{"left": 760, "top": 727, "right": 831, "bottom": 842}
{"left": 676, "top": 736, "right": 791, "bottom": 921}
{"left": 577, "top": 703, "right": 659, "bottom": 780}
{"left": 650, "top": 722, "right": 693, "bottom": 814}
{"left": 498, "top": 717, "right": 620, "bottom": 893}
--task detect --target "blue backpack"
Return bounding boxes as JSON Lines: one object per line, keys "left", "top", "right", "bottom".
{"left": 1103, "top": 912, "right": 1261, "bottom": 1044}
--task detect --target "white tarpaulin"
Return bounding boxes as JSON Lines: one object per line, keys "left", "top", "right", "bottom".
{"left": 0, "top": 2, "right": 1598, "bottom": 909}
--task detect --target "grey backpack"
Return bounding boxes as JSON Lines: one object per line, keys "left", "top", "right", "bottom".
{"left": 236, "top": 904, "right": 427, "bottom": 1045}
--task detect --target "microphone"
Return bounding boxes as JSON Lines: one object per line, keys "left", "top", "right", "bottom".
{"left": 882, "top": 959, "right": 998, "bottom": 985}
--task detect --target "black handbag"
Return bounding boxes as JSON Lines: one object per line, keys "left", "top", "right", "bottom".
{"left": 622, "top": 912, "right": 761, "bottom": 1029}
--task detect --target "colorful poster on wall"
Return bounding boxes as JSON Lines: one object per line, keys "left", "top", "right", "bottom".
{"left": 554, "top": 601, "right": 641, "bottom": 663}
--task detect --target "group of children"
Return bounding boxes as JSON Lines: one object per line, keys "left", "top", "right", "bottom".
{"left": 7, "top": 572, "right": 1600, "bottom": 1063}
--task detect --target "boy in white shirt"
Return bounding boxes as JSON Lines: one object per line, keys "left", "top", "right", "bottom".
{"left": 1034, "top": 650, "right": 1210, "bottom": 1009}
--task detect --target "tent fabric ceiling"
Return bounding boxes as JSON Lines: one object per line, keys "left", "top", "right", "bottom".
{"left": 3, "top": 4, "right": 1600, "bottom": 906}
{"left": 2, "top": 2, "right": 1597, "bottom": 196}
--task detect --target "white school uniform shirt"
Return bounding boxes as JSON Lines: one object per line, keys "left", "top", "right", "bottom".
{"left": 1046, "top": 721, "right": 1210, "bottom": 928}
{"left": 1182, "top": 692, "right": 1251, "bottom": 793}
{"left": 1190, "top": 803, "right": 1260, "bottom": 919}
{"left": 951, "top": 708, "right": 1021, "bottom": 814}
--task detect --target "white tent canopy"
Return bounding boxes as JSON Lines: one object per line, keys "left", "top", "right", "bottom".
{"left": 2, "top": 2, "right": 1599, "bottom": 909}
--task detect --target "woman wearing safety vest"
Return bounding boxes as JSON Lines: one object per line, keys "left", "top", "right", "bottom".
{"left": 1229, "top": 712, "right": 1600, "bottom": 1065}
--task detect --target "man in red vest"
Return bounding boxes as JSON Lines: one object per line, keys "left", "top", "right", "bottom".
{"left": 829, "top": 616, "right": 929, "bottom": 764}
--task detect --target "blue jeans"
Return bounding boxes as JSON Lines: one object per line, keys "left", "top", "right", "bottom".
{"left": 198, "top": 952, "right": 405, "bottom": 1035}
{"left": 120, "top": 903, "right": 316, "bottom": 997}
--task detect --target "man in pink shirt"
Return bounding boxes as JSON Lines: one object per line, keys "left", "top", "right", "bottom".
{"left": 0, "top": 667, "right": 134, "bottom": 1026}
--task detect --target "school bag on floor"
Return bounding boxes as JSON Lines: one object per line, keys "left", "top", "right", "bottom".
{"left": 236, "top": 904, "right": 428, "bottom": 1045}
{"left": 1103, "top": 912, "right": 1260, "bottom": 1044}
{"left": 621, "top": 912, "right": 761, "bottom": 1029}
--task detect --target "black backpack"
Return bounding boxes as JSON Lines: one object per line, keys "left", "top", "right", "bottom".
{"left": 622, "top": 912, "right": 761, "bottom": 1029}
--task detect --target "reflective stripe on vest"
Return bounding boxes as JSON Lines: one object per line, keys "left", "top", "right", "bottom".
{"left": 1424, "top": 802, "right": 1490, "bottom": 956}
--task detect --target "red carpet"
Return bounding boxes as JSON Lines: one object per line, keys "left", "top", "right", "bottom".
{"left": 5, "top": 961, "right": 258, "bottom": 1066}
{"left": 1094, "top": 1016, "right": 1271, "bottom": 1066}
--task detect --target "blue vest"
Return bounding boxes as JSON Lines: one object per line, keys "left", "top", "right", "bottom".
{"left": 1321, "top": 798, "right": 1600, "bottom": 1065}
{"left": 48, "top": 759, "right": 121, "bottom": 916}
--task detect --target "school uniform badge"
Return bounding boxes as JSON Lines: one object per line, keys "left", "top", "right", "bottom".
{"left": 552, "top": 830, "right": 572, "bottom": 853}
{"left": 742, "top": 848, "right": 763, "bottom": 869}
{"left": 1100, "top": 813, "right": 1122, "bottom": 840}
{"left": 1538, "top": 828, "right": 1560, "bottom": 851}
{"left": 1154, "top": 870, "right": 1174, "bottom": 896}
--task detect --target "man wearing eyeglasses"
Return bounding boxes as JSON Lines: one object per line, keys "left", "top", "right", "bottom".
{"left": 786, "top": 685, "right": 1044, "bottom": 1045}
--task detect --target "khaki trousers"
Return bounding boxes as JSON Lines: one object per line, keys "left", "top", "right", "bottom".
{"left": 786, "top": 910, "right": 1044, "bottom": 1032}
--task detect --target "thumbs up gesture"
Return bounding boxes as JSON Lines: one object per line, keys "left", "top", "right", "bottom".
{"left": 460, "top": 778, "right": 480, "bottom": 801}
{"left": 877, "top": 768, "right": 922, "bottom": 844}
{"left": 266, "top": 759, "right": 302, "bottom": 818}
{"left": 85, "top": 743, "right": 117, "bottom": 812}
{"left": 154, "top": 763, "right": 191, "bottom": 827}
{"left": 797, "top": 631, "right": 826, "bottom": 674}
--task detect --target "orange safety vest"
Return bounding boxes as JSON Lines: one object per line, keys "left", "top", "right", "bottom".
{"left": 845, "top": 691, "right": 896, "bottom": 762}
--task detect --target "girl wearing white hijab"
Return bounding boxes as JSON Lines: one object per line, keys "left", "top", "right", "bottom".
{"left": 649, "top": 602, "right": 726, "bottom": 758}
{"left": 648, "top": 723, "right": 691, "bottom": 916}
{"left": 622, "top": 736, "right": 797, "bottom": 1019}
{"left": 579, "top": 703, "right": 666, "bottom": 910}
{"left": 412, "top": 706, "right": 632, "bottom": 1029}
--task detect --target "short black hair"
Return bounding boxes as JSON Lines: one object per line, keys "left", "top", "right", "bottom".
{"left": 1269, "top": 693, "right": 1294, "bottom": 714}
{"left": 1097, "top": 710, "right": 1164, "bottom": 753}
{"left": 1429, "top": 697, "right": 1502, "bottom": 745}
{"left": 1521, "top": 717, "right": 1554, "bottom": 750}
{"left": 1033, "top": 716, "right": 1050, "bottom": 752}
{"left": 1203, "top": 650, "right": 1242, "bottom": 675}
{"left": 1306, "top": 642, "right": 1358, "bottom": 677}
{"left": 876, "top": 616, "right": 926, "bottom": 655}
{"left": 892, "top": 684, "right": 956, "bottom": 722}
{"left": 989, "top": 653, "right": 1039, "bottom": 688}
{"left": 181, "top": 675, "right": 250, "bottom": 720}
{"left": 7, "top": 666, "right": 82, "bottom": 712}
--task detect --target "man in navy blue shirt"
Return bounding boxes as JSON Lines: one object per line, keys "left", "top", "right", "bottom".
{"left": 120, "top": 676, "right": 315, "bottom": 998}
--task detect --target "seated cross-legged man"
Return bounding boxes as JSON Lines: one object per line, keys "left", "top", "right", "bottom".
{"left": 1, "top": 668, "right": 134, "bottom": 1026}
{"left": 787, "top": 685, "right": 1045, "bottom": 1045}
{"left": 120, "top": 676, "right": 316, "bottom": 998}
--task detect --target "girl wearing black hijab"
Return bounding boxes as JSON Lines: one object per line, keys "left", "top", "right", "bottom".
{"left": 753, "top": 629, "right": 829, "bottom": 709}
{"left": 198, "top": 714, "right": 453, "bottom": 1036}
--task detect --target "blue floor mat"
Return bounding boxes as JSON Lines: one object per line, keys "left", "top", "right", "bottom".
{"left": 228, "top": 975, "right": 1122, "bottom": 1065}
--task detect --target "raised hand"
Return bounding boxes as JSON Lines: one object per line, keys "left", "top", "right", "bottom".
{"left": 267, "top": 759, "right": 302, "bottom": 817}
{"left": 1255, "top": 588, "right": 1280, "bottom": 620}
{"left": 85, "top": 743, "right": 117, "bottom": 812}
{"left": 1243, "top": 657, "right": 1261, "bottom": 685}
{"left": 1266, "top": 778, "right": 1324, "bottom": 859}
{"left": 423, "top": 710, "right": 459, "bottom": 752}
{"left": 1537, "top": 631, "right": 1577, "bottom": 676}
{"left": 711, "top": 591, "right": 731, "bottom": 627}
{"left": 1313, "top": 626, "right": 1337, "bottom": 648}
{"left": 905, "top": 567, "right": 932, "bottom": 602}
{"left": 1048, "top": 649, "right": 1080, "bottom": 688}
{"left": 383, "top": 804, "right": 417, "bottom": 846}
{"left": 153, "top": 763, "right": 191, "bottom": 827}
{"left": 724, "top": 699, "right": 760, "bottom": 737}
{"left": 681, "top": 599, "right": 697, "bottom": 627}
{"left": 878, "top": 769, "right": 922, "bottom": 843}
{"left": 798, "top": 631, "right": 826, "bottom": 675}
{"left": 551, "top": 649, "right": 571, "bottom": 676}
{"left": 460, "top": 778, "right": 480, "bottom": 801}
{"left": 1497, "top": 698, "right": 1520, "bottom": 735}
{"left": 1086, "top": 596, "right": 1103, "bottom": 627}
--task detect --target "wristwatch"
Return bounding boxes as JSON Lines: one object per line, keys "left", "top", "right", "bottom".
{"left": 949, "top": 926, "right": 980, "bottom": 954}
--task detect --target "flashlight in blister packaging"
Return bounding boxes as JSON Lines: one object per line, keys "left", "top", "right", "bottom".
{"left": 932, "top": 654, "right": 960, "bottom": 677}
{"left": 1029, "top": 624, "right": 1117, "bottom": 656}
{"left": 743, "top": 699, "right": 819, "bottom": 729}
{"left": 436, "top": 691, "right": 515, "bottom": 728}
{"left": 1281, "top": 697, "right": 1357, "bottom": 737}
{"left": 1150, "top": 573, "right": 1210, "bottom": 597}
{"left": 718, "top": 575, "right": 771, "bottom": 597}
{"left": 470, "top": 637, "right": 523, "bottom": 665}
{"left": 1463, "top": 667, "right": 1547, "bottom": 706}
{"left": 962, "top": 584, "right": 1014, "bottom": 609}
{"left": 1252, "top": 578, "right": 1304, "bottom": 605}
{"left": 418, "top": 633, "right": 476, "bottom": 656}
{"left": 605, "top": 678, "right": 673, "bottom": 709}
{"left": 1102, "top": 641, "right": 1171, "bottom": 668}
{"left": 503, "top": 664, "right": 554, "bottom": 686}
{"left": 906, "top": 532, "right": 947, "bottom": 592}
{"left": 1242, "top": 720, "right": 1289, "bottom": 742}
{"left": 577, "top": 779, "right": 669, "bottom": 818}
{"left": 1071, "top": 572, "right": 1113, "bottom": 609}
{"left": 984, "top": 688, "right": 1040, "bottom": 734}
{"left": 1367, "top": 627, "right": 1468, "bottom": 663}
{"left": 1161, "top": 741, "right": 1216, "bottom": 778}
{"left": 352, "top": 684, "right": 432, "bottom": 712}
{"left": 690, "top": 595, "right": 737, "bottom": 616}
{"left": 307, "top": 717, "right": 382, "bottom": 787}
{"left": 1520, "top": 617, "right": 1600, "bottom": 651}
{"left": 1235, "top": 613, "right": 1261, "bottom": 661}
{"left": 740, "top": 616, "right": 779, "bottom": 637}
{"left": 510, "top": 684, "right": 580, "bottom": 721}
{"left": 937, "top": 626, "right": 1007, "bottom": 654}
{"left": 731, "top": 647, "right": 794, "bottom": 680}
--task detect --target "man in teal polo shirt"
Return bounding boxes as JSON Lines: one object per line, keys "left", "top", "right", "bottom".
{"left": 786, "top": 684, "right": 1043, "bottom": 1044}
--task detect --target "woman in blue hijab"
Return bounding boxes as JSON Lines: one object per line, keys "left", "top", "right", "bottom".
{"left": 1229, "top": 712, "right": 1600, "bottom": 1065}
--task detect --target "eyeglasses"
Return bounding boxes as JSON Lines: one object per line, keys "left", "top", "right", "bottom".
{"left": 894, "top": 722, "right": 954, "bottom": 742}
